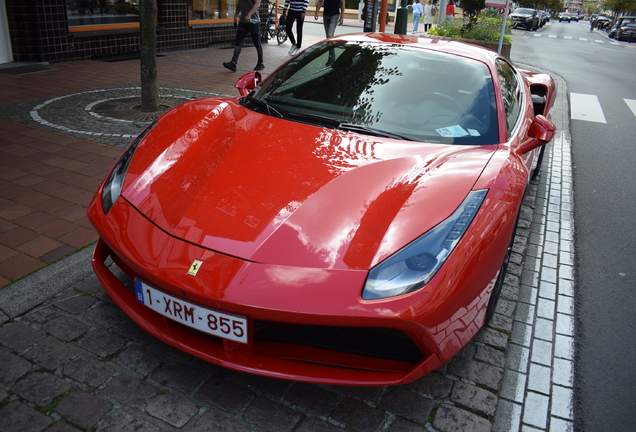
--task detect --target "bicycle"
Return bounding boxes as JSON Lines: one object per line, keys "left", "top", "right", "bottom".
{"left": 260, "top": 1, "right": 288, "bottom": 45}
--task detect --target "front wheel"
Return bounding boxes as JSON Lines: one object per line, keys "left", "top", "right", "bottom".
{"left": 276, "top": 28, "right": 287, "bottom": 44}
{"left": 485, "top": 221, "right": 517, "bottom": 324}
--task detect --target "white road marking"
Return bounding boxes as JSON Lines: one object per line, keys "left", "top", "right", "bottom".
{"left": 564, "top": 36, "right": 572, "bottom": 39}
{"left": 533, "top": 34, "right": 543, "bottom": 37}
{"left": 570, "top": 93, "right": 607, "bottom": 123}
{"left": 579, "top": 37, "right": 588, "bottom": 41}
{"left": 549, "top": 34, "right": 558, "bottom": 38}
{"left": 594, "top": 40, "right": 604, "bottom": 43}
{"left": 625, "top": 99, "right": 636, "bottom": 117}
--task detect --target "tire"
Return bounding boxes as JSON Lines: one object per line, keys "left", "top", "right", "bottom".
{"left": 276, "top": 28, "right": 287, "bottom": 45}
{"left": 485, "top": 220, "right": 517, "bottom": 324}
{"left": 531, "top": 145, "right": 546, "bottom": 180}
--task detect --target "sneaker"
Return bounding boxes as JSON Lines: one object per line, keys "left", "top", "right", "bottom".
{"left": 254, "top": 63, "right": 265, "bottom": 71}
{"left": 223, "top": 61, "right": 237, "bottom": 72}
{"left": 288, "top": 45, "right": 296, "bottom": 55}
{"left": 291, "top": 46, "right": 300, "bottom": 56}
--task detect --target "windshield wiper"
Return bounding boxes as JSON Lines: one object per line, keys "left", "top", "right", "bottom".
{"left": 339, "top": 123, "right": 418, "bottom": 141}
{"left": 241, "top": 93, "right": 283, "bottom": 118}
{"left": 285, "top": 112, "right": 342, "bottom": 128}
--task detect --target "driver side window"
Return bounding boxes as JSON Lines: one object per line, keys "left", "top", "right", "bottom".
{"left": 496, "top": 60, "right": 523, "bottom": 135}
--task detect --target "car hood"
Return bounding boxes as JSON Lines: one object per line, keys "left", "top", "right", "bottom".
{"left": 122, "top": 98, "right": 496, "bottom": 270}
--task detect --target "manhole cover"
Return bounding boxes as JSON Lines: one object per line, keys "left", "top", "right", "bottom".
{"left": 91, "top": 96, "right": 187, "bottom": 122}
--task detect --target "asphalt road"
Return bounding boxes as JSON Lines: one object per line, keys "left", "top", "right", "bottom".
{"left": 510, "top": 19, "right": 636, "bottom": 431}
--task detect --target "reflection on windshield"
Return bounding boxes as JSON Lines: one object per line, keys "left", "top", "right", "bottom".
{"left": 251, "top": 41, "right": 499, "bottom": 145}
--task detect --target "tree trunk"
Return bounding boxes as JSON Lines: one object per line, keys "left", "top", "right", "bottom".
{"left": 140, "top": 0, "right": 158, "bottom": 112}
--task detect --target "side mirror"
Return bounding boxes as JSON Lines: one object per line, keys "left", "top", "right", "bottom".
{"left": 518, "top": 115, "right": 556, "bottom": 155}
{"left": 234, "top": 71, "right": 262, "bottom": 97}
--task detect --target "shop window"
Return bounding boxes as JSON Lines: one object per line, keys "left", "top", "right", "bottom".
{"left": 189, "top": 0, "right": 236, "bottom": 22}
{"left": 67, "top": 0, "right": 140, "bottom": 29}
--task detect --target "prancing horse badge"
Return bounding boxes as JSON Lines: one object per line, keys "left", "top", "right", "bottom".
{"left": 187, "top": 260, "right": 203, "bottom": 276}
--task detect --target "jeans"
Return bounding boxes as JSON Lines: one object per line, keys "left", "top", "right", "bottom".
{"left": 413, "top": 13, "right": 421, "bottom": 32}
{"left": 231, "top": 21, "right": 263, "bottom": 65}
{"left": 323, "top": 14, "right": 339, "bottom": 38}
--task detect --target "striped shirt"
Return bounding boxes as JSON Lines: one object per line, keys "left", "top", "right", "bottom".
{"left": 284, "top": 0, "right": 309, "bottom": 13}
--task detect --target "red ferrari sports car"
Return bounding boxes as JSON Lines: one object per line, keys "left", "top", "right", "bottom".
{"left": 88, "top": 33, "right": 556, "bottom": 386}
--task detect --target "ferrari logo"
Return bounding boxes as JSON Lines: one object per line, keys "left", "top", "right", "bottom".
{"left": 187, "top": 260, "right": 203, "bottom": 276}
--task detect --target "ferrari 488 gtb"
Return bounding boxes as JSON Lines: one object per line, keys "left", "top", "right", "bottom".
{"left": 88, "top": 33, "right": 556, "bottom": 386}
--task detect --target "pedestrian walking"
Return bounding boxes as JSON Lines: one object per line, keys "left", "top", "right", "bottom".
{"left": 314, "top": 0, "right": 345, "bottom": 38}
{"left": 445, "top": 0, "right": 455, "bottom": 20}
{"left": 282, "top": 0, "right": 309, "bottom": 56}
{"left": 223, "top": 0, "right": 265, "bottom": 72}
{"left": 314, "top": 0, "right": 344, "bottom": 65}
{"left": 412, "top": 0, "right": 423, "bottom": 33}
{"left": 422, "top": 0, "right": 435, "bottom": 32}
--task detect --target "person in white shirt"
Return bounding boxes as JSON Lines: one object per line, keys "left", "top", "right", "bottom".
{"left": 422, "top": 0, "right": 436, "bottom": 32}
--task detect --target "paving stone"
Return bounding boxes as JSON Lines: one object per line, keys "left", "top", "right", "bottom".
{"left": 52, "top": 290, "right": 98, "bottom": 314}
{"left": 387, "top": 419, "right": 428, "bottom": 432}
{"left": 243, "top": 396, "right": 303, "bottom": 432}
{"left": 0, "top": 401, "right": 53, "bottom": 432}
{"left": 42, "top": 316, "right": 90, "bottom": 341}
{"left": 285, "top": 382, "right": 339, "bottom": 416}
{"left": 24, "top": 336, "right": 75, "bottom": 370}
{"left": 449, "top": 358, "right": 503, "bottom": 391}
{"left": 0, "top": 320, "right": 45, "bottom": 352}
{"left": 150, "top": 363, "right": 207, "bottom": 394}
{"left": 230, "top": 370, "right": 293, "bottom": 399}
{"left": 46, "top": 422, "right": 83, "bottom": 432}
{"left": 0, "top": 388, "right": 7, "bottom": 401}
{"left": 433, "top": 403, "right": 492, "bottom": 432}
{"left": 145, "top": 393, "right": 199, "bottom": 428}
{"left": 336, "top": 384, "right": 384, "bottom": 403}
{"left": 194, "top": 376, "right": 254, "bottom": 414}
{"left": 450, "top": 381, "right": 497, "bottom": 417}
{"left": 493, "top": 399, "right": 522, "bottom": 432}
{"left": 522, "top": 392, "right": 549, "bottom": 429}
{"left": 330, "top": 397, "right": 387, "bottom": 432}
{"left": 380, "top": 386, "right": 434, "bottom": 424}
{"left": 113, "top": 345, "right": 163, "bottom": 377}
{"left": 96, "top": 410, "right": 161, "bottom": 432}
{"left": 23, "top": 305, "right": 60, "bottom": 324}
{"left": 84, "top": 303, "right": 129, "bottom": 329}
{"left": 12, "top": 371, "right": 72, "bottom": 407}
{"left": 475, "top": 345, "right": 506, "bottom": 368}
{"left": 408, "top": 372, "right": 453, "bottom": 398}
{"left": 0, "top": 349, "right": 32, "bottom": 384}
{"left": 189, "top": 409, "right": 253, "bottom": 432}
{"left": 55, "top": 390, "right": 113, "bottom": 430}
{"left": 112, "top": 319, "right": 156, "bottom": 344}
{"left": 63, "top": 353, "right": 116, "bottom": 387}
{"left": 475, "top": 327, "right": 508, "bottom": 350}
{"left": 77, "top": 328, "right": 126, "bottom": 358}
{"left": 101, "top": 373, "right": 157, "bottom": 408}
{"left": 499, "top": 369, "right": 527, "bottom": 403}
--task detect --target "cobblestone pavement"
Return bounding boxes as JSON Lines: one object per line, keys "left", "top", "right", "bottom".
{"left": 0, "top": 29, "right": 574, "bottom": 432}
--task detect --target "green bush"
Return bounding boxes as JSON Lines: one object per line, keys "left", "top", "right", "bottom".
{"left": 428, "top": 15, "right": 512, "bottom": 42}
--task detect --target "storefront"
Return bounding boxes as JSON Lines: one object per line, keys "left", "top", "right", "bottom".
{"left": 3, "top": 0, "right": 261, "bottom": 64}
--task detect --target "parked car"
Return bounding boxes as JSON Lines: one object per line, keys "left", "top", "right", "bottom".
{"left": 511, "top": 7, "right": 540, "bottom": 30}
{"left": 612, "top": 23, "right": 636, "bottom": 41}
{"left": 88, "top": 33, "right": 556, "bottom": 386}
{"left": 608, "top": 16, "right": 636, "bottom": 38}
{"left": 539, "top": 10, "right": 550, "bottom": 25}
{"left": 559, "top": 12, "right": 577, "bottom": 22}
{"left": 593, "top": 15, "right": 612, "bottom": 30}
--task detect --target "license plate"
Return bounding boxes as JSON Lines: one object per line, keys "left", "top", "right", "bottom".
{"left": 135, "top": 279, "right": 248, "bottom": 343}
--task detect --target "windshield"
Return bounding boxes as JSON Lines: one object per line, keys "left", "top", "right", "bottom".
{"left": 514, "top": 8, "right": 535, "bottom": 14}
{"left": 245, "top": 41, "right": 499, "bottom": 145}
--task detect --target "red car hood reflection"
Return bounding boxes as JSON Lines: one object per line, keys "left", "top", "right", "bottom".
{"left": 122, "top": 99, "right": 495, "bottom": 270}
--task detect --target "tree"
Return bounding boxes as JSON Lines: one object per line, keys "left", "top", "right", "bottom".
{"left": 140, "top": 0, "right": 158, "bottom": 112}
{"left": 605, "top": 0, "right": 636, "bottom": 15}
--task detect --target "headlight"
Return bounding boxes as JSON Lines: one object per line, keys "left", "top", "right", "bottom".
{"left": 101, "top": 121, "right": 156, "bottom": 214}
{"left": 362, "top": 189, "right": 488, "bottom": 300}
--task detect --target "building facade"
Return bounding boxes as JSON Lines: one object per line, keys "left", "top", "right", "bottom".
{"left": 1, "top": 0, "right": 265, "bottom": 65}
